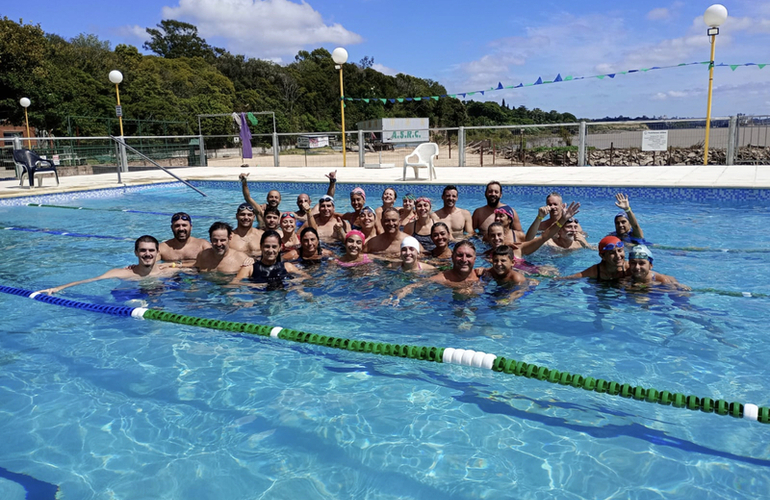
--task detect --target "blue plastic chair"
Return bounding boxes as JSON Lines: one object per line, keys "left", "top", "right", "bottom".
{"left": 12, "top": 149, "right": 59, "bottom": 187}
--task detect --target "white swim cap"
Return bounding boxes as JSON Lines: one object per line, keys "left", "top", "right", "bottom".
{"left": 401, "top": 236, "right": 420, "bottom": 250}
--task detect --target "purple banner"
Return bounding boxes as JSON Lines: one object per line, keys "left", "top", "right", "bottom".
{"left": 239, "top": 112, "right": 252, "bottom": 159}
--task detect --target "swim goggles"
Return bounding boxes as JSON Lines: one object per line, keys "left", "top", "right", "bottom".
{"left": 494, "top": 206, "right": 514, "bottom": 218}
{"left": 319, "top": 195, "right": 335, "bottom": 204}
{"left": 171, "top": 213, "right": 191, "bottom": 222}
{"left": 600, "top": 240, "right": 624, "bottom": 252}
{"left": 281, "top": 212, "right": 296, "bottom": 220}
{"left": 237, "top": 203, "right": 255, "bottom": 213}
{"left": 566, "top": 217, "right": 578, "bottom": 224}
{"left": 361, "top": 205, "right": 375, "bottom": 214}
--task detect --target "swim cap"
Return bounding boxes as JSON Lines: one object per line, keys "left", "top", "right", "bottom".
{"left": 615, "top": 211, "right": 629, "bottom": 220}
{"left": 598, "top": 236, "right": 623, "bottom": 254}
{"left": 351, "top": 187, "right": 366, "bottom": 202}
{"left": 401, "top": 236, "right": 420, "bottom": 250}
{"left": 361, "top": 205, "right": 375, "bottom": 215}
{"left": 628, "top": 244, "right": 653, "bottom": 264}
{"left": 280, "top": 212, "right": 296, "bottom": 220}
{"left": 494, "top": 205, "right": 514, "bottom": 219}
{"left": 415, "top": 196, "right": 432, "bottom": 206}
{"left": 319, "top": 195, "right": 335, "bottom": 205}
{"left": 345, "top": 230, "right": 365, "bottom": 244}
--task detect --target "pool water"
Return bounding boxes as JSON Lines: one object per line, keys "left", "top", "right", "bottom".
{"left": 0, "top": 182, "right": 769, "bottom": 499}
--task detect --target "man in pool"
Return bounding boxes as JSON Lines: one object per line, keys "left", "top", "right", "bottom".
{"left": 477, "top": 245, "right": 528, "bottom": 286}
{"left": 543, "top": 217, "right": 591, "bottom": 251}
{"left": 365, "top": 207, "right": 418, "bottom": 256}
{"left": 307, "top": 195, "right": 346, "bottom": 243}
{"left": 472, "top": 181, "right": 522, "bottom": 237}
{"left": 564, "top": 235, "right": 628, "bottom": 281}
{"left": 37, "top": 236, "right": 176, "bottom": 295}
{"left": 158, "top": 212, "right": 211, "bottom": 262}
{"left": 626, "top": 245, "right": 687, "bottom": 289}
{"left": 230, "top": 203, "right": 263, "bottom": 256}
{"left": 525, "top": 192, "right": 584, "bottom": 241}
{"left": 294, "top": 171, "right": 337, "bottom": 226}
{"left": 610, "top": 193, "right": 646, "bottom": 245}
{"left": 191, "top": 222, "right": 253, "bottom": 274}
{"left": 263, "top": 207, "right": 282, "bottom": 234}
{"left": 434, "top": 185, "right": 473, "bottom": 238}
{"left": 239, "top": 173, "right": 281, "bottom": 228}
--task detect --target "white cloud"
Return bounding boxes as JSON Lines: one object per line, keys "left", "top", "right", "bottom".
{"left": 159, "top": 0, "right": 363, "bottom": 59}
{"left": 371, "top": 63, "right": 397, "bottom": 76}
{"left": 652, "top": 92, "right": 668, "bottom": 100}
{"left": 115, "top": 24, "right": 150, "bottom": 43}
{"left": 647, "top": 8, "right": 670, "bottom": 21}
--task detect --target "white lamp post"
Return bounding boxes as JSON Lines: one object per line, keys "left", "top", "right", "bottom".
{"left": 332, "top": 47, "right": 349, "bottom": 167}
{"left": 703, "top": 4, "right": 728, "bottom": 165}
{"left": 108, "top": 70, "right": 125, "bottom": 137}
{"left": 19, "top": 97, "right": 31, "bottom": 149}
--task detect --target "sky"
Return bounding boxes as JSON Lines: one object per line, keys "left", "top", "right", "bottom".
{"left": 5, "top": 0, "right": 770, "bottom": 119}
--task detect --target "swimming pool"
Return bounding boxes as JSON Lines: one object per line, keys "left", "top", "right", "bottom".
{"left": 1, "top": 181, "right": 769, "bottom": 499}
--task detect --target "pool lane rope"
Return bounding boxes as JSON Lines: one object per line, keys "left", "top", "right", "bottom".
{"left": 26, "top": 204, "right": 218, "bottom": 219}
{"left": 2, "top": 284, "right": 767, "bottom": 425}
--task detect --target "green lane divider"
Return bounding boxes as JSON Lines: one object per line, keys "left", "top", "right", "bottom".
{"left": 692, "top": 288, "right": 769, "bottom": 299}
{"left": 652, "top": 244, "right": 770, "bottom": 254}
{"left": 136, "top": 307, "right": 769, "bottom": 425}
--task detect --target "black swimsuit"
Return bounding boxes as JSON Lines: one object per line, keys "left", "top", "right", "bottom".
{"left": 250, "top": 260, "right": 288, "bottom": 289}
{"left": 412, "top": 225, "right": 435, "bottom": 251}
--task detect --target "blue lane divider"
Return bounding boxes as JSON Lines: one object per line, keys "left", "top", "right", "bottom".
{"left": 26, "top": 203, "right": 219, "bottom": 219}
{"left": 0, "top": 286, "right": 134, "bottom": 316}
{"left": 2, "top": 226, "right": 133, "bottom": 241}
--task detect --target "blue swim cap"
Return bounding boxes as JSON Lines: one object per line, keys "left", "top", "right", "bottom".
{"left": 628, "top": 244, "right": 653, "bottom": 264}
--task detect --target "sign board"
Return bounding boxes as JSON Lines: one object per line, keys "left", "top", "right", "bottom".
{"left": 52, "top": 154, "right": 60, "bottom": 166}
{"left": 642, "top": 130, "right": 668, "bottom": 151}
{"left": 298, "top": 135, "right": 330, "bottom": 149}
{"left": 115, "top": 105, "right": 123, "bottom": 117}
{"left": 356, "top": 118, "right": 430, "bottom": 144}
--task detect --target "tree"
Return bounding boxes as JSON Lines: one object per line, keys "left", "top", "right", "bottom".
{"left": 143, "top": 20, "right": 215, "bottom": 60}
{"left": 358, "top": 56, "right": 374, "bottom": 69}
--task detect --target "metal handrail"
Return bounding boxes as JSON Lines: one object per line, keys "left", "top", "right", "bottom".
{"left": 110, "top": 136, "right": 206, "bottom": 197}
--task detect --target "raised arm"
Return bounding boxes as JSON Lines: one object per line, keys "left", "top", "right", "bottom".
{"left": 239, "top": 173, "right": 266, "bottom": 226}
{"left": 520, "top": 202, "right": 580, "bottom": 256}
{"left": 615, "top": 193, "right": 644, "bottom": 239}
{"left": 525, "top": 206, "right": 549, "bottom": 241}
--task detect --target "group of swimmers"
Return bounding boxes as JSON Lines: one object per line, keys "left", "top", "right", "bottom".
{"left": 38, "top": 173, "right": 687, "bottom": 301}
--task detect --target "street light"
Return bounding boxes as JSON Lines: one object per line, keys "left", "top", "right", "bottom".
{"left": 19, "top": 97, "right": 31, "bottom": 148}
{"left": 108, "top": 70, "right": 125, "bottom": 137}
{"left": 332, "top": 47, "right": 348, "bottom": 167}
{"left": 703, "top": 4, "right": 728, "bottom": 165}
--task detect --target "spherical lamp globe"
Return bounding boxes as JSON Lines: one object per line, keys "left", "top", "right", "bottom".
{"left": 108, "top": 70, "right": 124, "bottom": 84}
{"left": 19, "top": 97, "right": 31, "bottom": 108}
{"left": 704, "top": 4, "right": 728, "bottom": 27}
{"left": 331, "top": 47, "right": 348, "bottom": 65}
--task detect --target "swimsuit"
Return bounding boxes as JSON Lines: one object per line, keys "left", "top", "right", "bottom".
{"left": 590, "top": 263, "right": 627, "bottom": 281}
{"left": 412, "top": 224, "right": 436, "bottom": 251}
{"left": 513, "top": 256, "right": 540, "bottom": 275}
{"left": 250, "top": 260, "right": 288, "bottom": 289}
{"left": 336, "top": 254, "right": 373, "bottom": 267}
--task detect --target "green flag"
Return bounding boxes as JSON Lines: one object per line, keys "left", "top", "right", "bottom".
{"left": 247, "top": 112, "right": 258, "bottom": 126}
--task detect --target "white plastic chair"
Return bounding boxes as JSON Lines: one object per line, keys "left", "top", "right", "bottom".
{"left": 402, "top": 142, "right": 439, "bottom": 180}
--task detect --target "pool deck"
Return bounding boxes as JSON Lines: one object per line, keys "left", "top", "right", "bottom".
{"left": 2, "top": 163, "right": 770, "bottom": 198}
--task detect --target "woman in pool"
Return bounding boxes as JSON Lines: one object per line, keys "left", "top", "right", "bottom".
{"left": 279, "top": 212, "right": 300, "bottom": 251}
{"left": 399, "top": 193, "right": 417, "bottom": 229}
{"left": 392, "top": 236, "right": 435, "bottom": 273}
{"left": 491, "top": 205, "right": 524, "bottom": 246}
{"left": 426, "top": 222, "right": 453, "bottom": 261}
{"left": 403, "top": 197, "right": 440, "bottom": 252}
{"left": 232, "top": 230, "right": 309, "bottom": 289}
{"left": 342, "top": 187, "right": 367, "bottom": 230}
{"left": 375, "top": 187, "right": 397, "bottom": 232}
{"left": 282, "top": 227, "right": 334, "bottom": 264}
{"left": 335, "top": 230, "right": 375, "bottom": 267}
{"left": 337, "top": 205, "right": 379, "bottom": 242}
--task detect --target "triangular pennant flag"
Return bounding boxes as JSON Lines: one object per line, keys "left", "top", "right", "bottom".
{"left": 389, "top": 98, "right": 395, "bottom": 103}
{"left": 534, "top": 77, "right": 543, "bottom": 84}
{"left": 497, "top": 82, "right": 504, "bottom": 89}
{"left": 515, "top": 83, "right": 523, "bottom": 88}
{"left": 468, "top": 92, "right": 476, "bottom": 96}
{"left": 448, "top": 94, "right": 456, "bottom": 98}
{"left": 745, "top": 63, "right": 756, "bottom": 66}
{"left": 423, "top": 97, "right": 430, "bottom": 100}
{"left": 678, "top": 63, "right": 687, "bottom": 66}
{"left": 380, "top": 98, "right": 387, "bottom": 103}
{"left": 363, "top": 98, "right": 370, "bottom": 103}
{"left": 406, "top": 98, "right": 413, "bottom": 101}
{"left": 730, "top": 65, "right": 739, "bottom": 71}
{"left": 628, "top": 69, "right": 638, "bottom": 73}
{"left": 479, "top": 91, "right": 485, "bottom": 95}
{"left": 596, "top": 75, "right": 605, "bottom": 79}
{"left": 651, "top": 66, "right": 660, "bottom": 70}
{"left": 525, "top": 83, "right": 534, "bottom": 86}
{"left": 459, "top": 93, "right": 466, "bottom": 98}
{"left": 641, "top": 68, "right": 650, "bottom": 72}
{"left": 619, "top": 71, "right": 627, "bottom": 75}
{"left": 431, "top": 96, "right": 439, "bottom": 100}
{"left": 607, "top": 74, "right": 615, "bottom": 78}
{"left": 554, "top": 73, "right": 563, "bottom": 82}
{"left": 440, "top": 94, "right": 447, "bottom": 97}
{"left": 759, "top": 64, "right": 767, "bottom": 69}
{"left": 397, "top": 98, "right": 404, "bottom": 103}
{"left": 505, "top": 85, "right": 515, "bottom": 89}
{"left": 564, "top": 76, "right": 573, "bottom": 81}
{"left": 716, "top": 63, "right": 728, "bottom": 66}
{"left": 414, "top": 97, "right": 422, "bottom": 101}
{"left": 700, "top": 61, "right": 710, "bottom": 65}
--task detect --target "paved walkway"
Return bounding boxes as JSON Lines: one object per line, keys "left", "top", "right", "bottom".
{"left": 2, "top": 163, "right": 770, "bottom": 199}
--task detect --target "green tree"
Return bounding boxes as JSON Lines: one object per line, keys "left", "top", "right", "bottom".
{"left": 143, "top": 20, "right": 215, "bottom": 60}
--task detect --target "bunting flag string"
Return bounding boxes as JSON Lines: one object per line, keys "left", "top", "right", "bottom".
{"left": 345, "top": 61, "right": 769, "bottom": 103}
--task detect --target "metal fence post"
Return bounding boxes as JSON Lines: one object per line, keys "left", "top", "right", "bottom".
{"left": 119, "top": 137, "right": 128, "bottom": 173}
{"left": 458, "top": 126, "right": 465, "bottom": 167}
{"left": 358, "top": 130, "right": 365, "bottom": 167}
{"left": 272, "top": 132, "right": 279, "bottom": 167}
{"left": 199, "top": 134, "right": 206, "bottom": 166}
{"left": 726, "top": 115, "right": 737, "bottom": 166}
{"left": 578, "top": 121, "right": 587, "bottom": 167}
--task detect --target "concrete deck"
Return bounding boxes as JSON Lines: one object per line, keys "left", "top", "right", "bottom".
{"left": 2, "top": 163, "right": 770, "bottom": 199}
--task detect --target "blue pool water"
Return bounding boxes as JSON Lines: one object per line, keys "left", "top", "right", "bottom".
{"left": 1, "top": 181, "right": 769, "bottom": 499}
